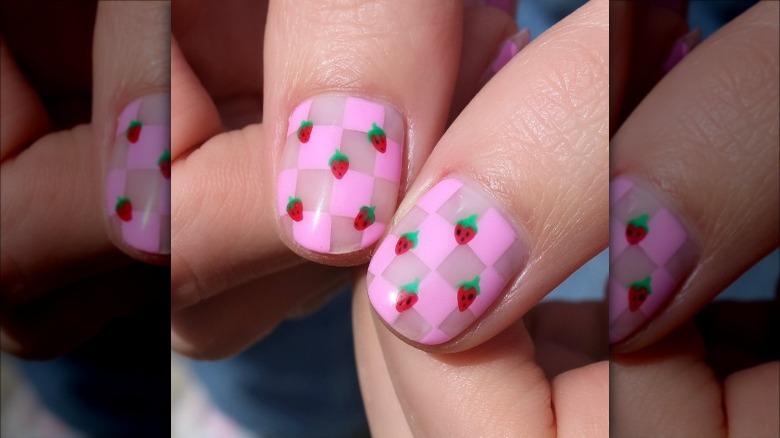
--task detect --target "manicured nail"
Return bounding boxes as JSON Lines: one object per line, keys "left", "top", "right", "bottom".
{"left": 105, "top": 93, "right": 171, "bottom": 255}
{"left": 480, "top": 29, "right": 531, "bottom": 85}
{"left": 662, "top": 28, "right": 701, "bottom": 73}
{"left": 366, "top": 177, "right": 528, "bottom": 345}
{"left": 609, "top": 176, "right": 698, "bottom": 343}
{"left": 277, "top": 95, "right": 404, "bottom": 254}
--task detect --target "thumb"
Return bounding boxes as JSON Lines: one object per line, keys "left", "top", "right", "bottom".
{"left": 92, "top": 0, "right": 171, "bottom": 261}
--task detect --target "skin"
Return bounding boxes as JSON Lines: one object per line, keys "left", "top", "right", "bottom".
{"left": 169, "top": 0, "right": 519, "bottom": 357}
{"left": 610, "top": 1, "right": 779, "bottom": 436}
{"left": 0, "top": 1, "right": 170, "bottom": 359}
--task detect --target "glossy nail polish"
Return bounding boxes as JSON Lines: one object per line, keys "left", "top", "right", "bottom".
{"left": 609, "top": 176, "right": 698, "bottom": 343}
{"left": 277, "top": 95, "right": 404, "bottom": 254}
{"left": 367, "top": 177, "right": 528, "bottom": 345}
{"left": 106, "top": 93, "right": 171, "bottom": 254}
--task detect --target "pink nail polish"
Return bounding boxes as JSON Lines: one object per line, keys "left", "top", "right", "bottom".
{"left": 277, "top": 95, "right": 404, "bottom": 254}
{"left": 609, "top": 176, "right": 698, "bottom": 343}
{"left": 480, "top": 29, "right": 531, "bottom": 85}
{"left": 662, "top": 28, "right": 701, "bottom": 73}
{"left": 106, "top": 93, "right": 171, "bottom": 255}
{"left": 366, "top": 177, "right": 528, "bottom": 345}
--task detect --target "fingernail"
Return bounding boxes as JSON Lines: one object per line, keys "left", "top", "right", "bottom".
{"left": 105, "top": 93, "right": 171, "bottom": 255}
{"left": 662, "top": 28, "right": 701, "bottom": 73}
{"left": 480, "top": 29, "right": 531, "bottom": 85}
{"left": 366, "top": 177, "right": 529, "bottom": 345}
{"left": 277, "top": 95, "right": 404, "bottom": 254}
{"left": 609, "top": 176, "right": 698, "bottom": 343}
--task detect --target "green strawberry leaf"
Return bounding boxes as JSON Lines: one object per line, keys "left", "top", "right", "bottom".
{"left": 457, "top": 276, "right": 481, "bottom": 295}
{"left": 116, "top": 196, "right": 131, "bottom": 209}
{"left": 328, "top": 149, "right": 349, "bottom": 165}
{"left": 629, "top": 276, "right": 652, "bottom": 294}
{"left": 401, "top": 230, "right": 419, "bottom": 247}
{"left": 400, "top": 278, "right": 420, "bottom": 295}
{"left": 157, "top": 149, "right": 171, "bottom": 165}
{"left": 287, "top": 196, "right": 301, "bottom": 210}
{"left": 456, "top": 214, "right": 479, "bottom": 232}
{"left": 129, "top": 120, "right": 142, "bottom": 129}
{"left": 367, "top": 123, "right": 386, "bottom": 143}
{"left": 360, "top": 205, "right": 376, "bottom": 222}
{"left": 627, "top": 214, "right": 649, "bottom": 231}
{"left": 299, "top": 120, "right": 313, "bottom": 129}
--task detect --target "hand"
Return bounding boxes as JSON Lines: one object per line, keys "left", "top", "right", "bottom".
{"left": 0, "top": 1, "right": 170, "bottom": 359}
{"left": 610, "top": 2, "right": 779, "bottom": 436}
{"left": 170, "top": 0, "right": 523, "bottom": 358}
{"left": 353, "top": 0, "right": 609, "bottom": 434}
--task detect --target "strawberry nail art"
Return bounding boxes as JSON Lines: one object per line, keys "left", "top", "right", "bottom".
{"left": 277, "top": 95, "right": 404, "bottom": 254}
{"left": 367, "top": 177, "right": 528, "bottom": 345}
{"left": 395, "top": 230, "right": 419, "bottom": 255}
{"left": 106, "top": 93, "right": 171, "bottom": 255}
{"left": 609, "top": 176, "right": 698, "bottom": 343}
{"left": 395, "top": 279, "right": 420, "bottom": 313}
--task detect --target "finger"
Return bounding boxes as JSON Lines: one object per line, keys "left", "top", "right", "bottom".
{"left": 171, "top": 35, "right": 221, "bottom": 159}
{"left": 267, "top": 0, "right": 463, "bottom": 264}
{"left": 724, "top": 361, "right": 780, "bottom": 438}
{"left": 365, "top": 0, "right": 608, "bottom": 349}
{"left": 0, "top": 38, "right": 51, "bottom": 160}
{"left": 352, "top": 275, "right": 414, "bottom": 437}
{"left": 170, "top": 262, "right": 349, "bottom": 359}
{"left": 92, "top": 0, "right": 171, "bottom": 260}
{"left": 611, "top": 322, "right": 725, "bottom": 437}
{"left": 169, "top": 0, "right": 515, "bottom": 309}
{"left": 449, "top": 4, "right": 521, "bottom": 121}
{"left": 354, "top": 273, "right": 557, "bottom": 436}
{"left": 609, "top": 2, "right": 779, "bottom": 348}
{"left": 1, "top": 126, "right": 126, "bottom": 307}
{"left": 550, "top": 361, "right": 609, "bottom": 437}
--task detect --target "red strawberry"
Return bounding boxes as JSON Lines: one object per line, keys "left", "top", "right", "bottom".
{"left": 286, "top": 197, "right": 303, "bottom": 222}
{"left": 328, "top": 149, "right": 349, "bottom": 179}
{"left": 354, "top": 206, "right": 376, "bottom": 231}
{"left": 297, "top": 120, "right": 313, "bottom": 143}
{"left": 625, "top": 214, "right": 649, "bottom": 245}
{"left": 454, "top": 214, "right": 478, "bottom": 245}
{"left": 158, "top": 149, "right": 171, "bottom": 179}
{"left": 367, "top": 123, "right": 387, "bottom": 153}
{"left": 395, "top": 230, "right": 419, "bottom": 255}
{"left": 457, "top": 276, "right": 481, "bottom": 312}
{"left": 395, "top": 279, "right": 420, "bottom": 312}
{"left": 628, "top": 276, "right": 651, "bottom": 312}
{"left": 115, "top": 196, "right": 132, "bottom": 222}
{"left": 127, "top": 120, "right": 142, "bottom": 143}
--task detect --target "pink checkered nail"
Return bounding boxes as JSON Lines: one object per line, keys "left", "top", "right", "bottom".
{"left": 366, "top": 177, "right": 528, "bottom": 346}
{"left": 609, "top": 176, "right": 698, "bottom": 343}
{"left": 277, "top": 95, "right": 404, "bottom": 254}
{"left": 105, "top": 93, "right": 171, "bottom": 255}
